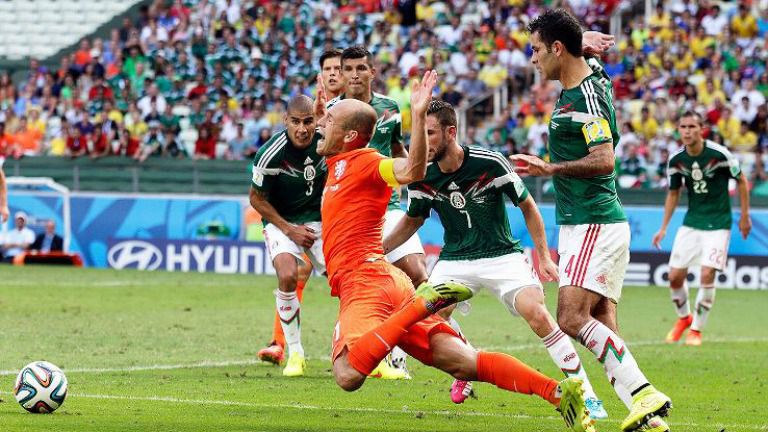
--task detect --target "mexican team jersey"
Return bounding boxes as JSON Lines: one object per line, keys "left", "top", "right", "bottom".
{"left": 548, "top": 58, "right": 626, "bottom": 225}
{"left": 407, "top": 146, "right": 528, "bottom": 261}
{"left": 321, "top": 148, "right": 398, "bottom": 294}
{"left": 251, "top": 130, "right": 326, "bottom": 225}
{"left": 667, "top": 140, "right": 741, "bottom": 230}
{"left": 327, "top": 92, "right": 403, "bottom": 210}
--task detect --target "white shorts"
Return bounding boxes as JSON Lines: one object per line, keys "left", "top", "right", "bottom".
{"left": 383, "top": 209, "right": 424, "bottom": 263}
{"left": 669, "top": 226, "right": 730, "bottom": 271}
{"left": 263, "top": 221, "right": 326, "bottom": 274}
{"left": 558, "top": 223, "right": 630, "bottom": 303}
{"left": 428, "top": 253, "right": 541, "bottom": 316}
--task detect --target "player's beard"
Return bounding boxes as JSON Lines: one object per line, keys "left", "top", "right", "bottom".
{"left": 430, "top": 138, "right": 448, "bottom": 162}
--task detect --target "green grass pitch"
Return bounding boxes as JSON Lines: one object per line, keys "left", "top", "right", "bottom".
{"left": 0, "top": 266, "right": 766, "bottom": 431}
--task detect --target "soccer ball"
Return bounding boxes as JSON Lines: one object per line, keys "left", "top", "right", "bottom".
{"left": 14, "top": 361, "right": 68, "bottom": 413}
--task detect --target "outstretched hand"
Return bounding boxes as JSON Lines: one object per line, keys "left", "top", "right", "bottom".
{"left": 583, "top": 31, "right": 615, "bottom": 56}
{"left": 508, "top": 154, "right": 553, "bottom": 176}
{"left": 410, "top": 70, "right": 438, "bottom": 116}
{"left": 313, "top": 75, "right": 327, "bottom": 120}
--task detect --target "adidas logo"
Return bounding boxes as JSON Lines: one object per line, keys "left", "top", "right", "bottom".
{"left": 448, "top": 182, "right": 460, "bottom": 190}
{"left": 304, "top": 157, "right": 313, "bottom": 165}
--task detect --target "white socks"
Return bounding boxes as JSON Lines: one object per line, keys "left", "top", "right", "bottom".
{"left": 578, "top": 319, "right": 648, "bottom": 395}
{"left": 692, "top": 284, "right": 716, "bottom": 331}
{"left": 542, "top": 328, "right": 597, "bottom": 399}
{"left": 670, "top": 282, "right": 691, "bottom": 318}
{"left": 276, "top": 290, "right": 303, "bottom": 356}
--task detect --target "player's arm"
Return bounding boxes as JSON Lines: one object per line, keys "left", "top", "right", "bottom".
{"left": 736, "top": 172, "right": 751, "bottom": 239}
{"left": 510, "top": 143, "right": 615, "bottom": 178}
{"left": 652, "top": 188, "right": 681, "bottom": 249}
{"left": 0, "top": 167, "right": 8, "bottom": 223}
{"left": 249, "top": 186, "right": 316, "bottom": 248}
{"left": 518, "top": 195, "right": 558, "bottom": 281}
{"left": 389, "top": 70, "right": 437, "bottom": 185}
{"left": 383, "top": 215, "right": 424, "bottom": 255}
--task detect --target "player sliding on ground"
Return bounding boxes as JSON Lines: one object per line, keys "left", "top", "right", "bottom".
{"left": 316, "top": 69, "right": 595, "bottom": 432}
{"left": 510, "top": 9, "right": 672, "bottom": 432}
{"left": 325, "top": 45, "right": 428, "bottom": 379}
{"left": 652, "top": 111, "right": 751, "bottom": 346}
{"left": 250, "top": 95, "right": 327, "bottom": 377}
{"left": 383, "top": 99, "right": 607, "bottom": 420}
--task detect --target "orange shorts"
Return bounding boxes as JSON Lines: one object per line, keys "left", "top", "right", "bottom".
{"left": 330, "top": 260, "right": 459, "bottom": 366}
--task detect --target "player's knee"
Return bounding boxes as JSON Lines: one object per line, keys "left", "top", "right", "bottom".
{"left": 334, "top": 368, "right": 365, "bottom": 392}
{"left": 668, "top": 270, "right": 687, "bottom": 288}
{"left": 700, "top": 267, "right": 717, "bottom": 284}
{"left": 528, "top": 305, "right": 554, "bottom": 335}
{"left": 277, "top": 272, "right": 298, "bottom": 291}
{"left": 556, "top": 312, "right": 581, "bottom": 338}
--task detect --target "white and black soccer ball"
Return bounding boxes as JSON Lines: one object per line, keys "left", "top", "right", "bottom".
{"left": 14, "top": 361, "right": 68, "bottom": 413}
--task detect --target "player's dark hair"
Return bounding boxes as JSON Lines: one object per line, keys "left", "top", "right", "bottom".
{"left": 427, "top": 100, "right": 457, "bottom": 129}
{"left": 679, "top": 110, "right": 703, "bottom": 126}
{"left": 319, "top": 48, "right": 343, "bottom": 69}
{"left": 527, "top": 9, "right": 583, "bottom": 57}
{"left": 341, "top": 45, "right": 373, "bottom": 67}
{"left": 286, "top": 95, "right": 314, "bottom": 115}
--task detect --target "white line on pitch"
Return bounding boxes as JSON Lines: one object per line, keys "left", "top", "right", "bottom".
{"left": 1, "top": 337, "right": 766, "bottom": 377}
{"left": 0, "top": 391, "right": 764, "bottom": 430}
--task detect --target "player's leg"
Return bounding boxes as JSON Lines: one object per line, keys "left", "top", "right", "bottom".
{"left": 272, "top": 253, "right": 306, "bottom": 376}
{"left": 666, "top": 226, "right": 698, "bottom": 343}
{"left": 265, "top": 259, "right": 312, "bottom": 354}
{"left": 688, "top": 228, "right": 728, "bottom": 346}
{"left": 591, "top": 298, "right": 632, "bottom": 409}
{"left": 688, "top": 266, "right": 716, "bottom": 346}
{"left": 511, "top": 285, "right": 606, "bottom": 419}
{"left": 557, "top": 224, "right": 670, "bottom": 430}
{"left": 383, "top": 209, "right": 428, "bottom": 377}
{"left": 665, "top": 267, "right": 693, "bottom": 343}
{"left": 424, "top": 331, "right": 595, "bottom": 432}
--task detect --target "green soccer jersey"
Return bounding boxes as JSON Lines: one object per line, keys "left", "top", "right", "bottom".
{"left": 668, "top": 140, "right": 741, "bottom": 230}
{"left": 327, "top": 92, "right": 403, "bottom": 210}
{"left": 548, "top": 58, "right": 626, "bottom": 225}
{"left": 250, "top": 130, "right": 327, "bottom": 225}
{"left": 407, "top": 146, "right": 528, "bottom": 261}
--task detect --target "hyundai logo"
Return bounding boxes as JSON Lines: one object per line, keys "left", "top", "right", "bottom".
{"left": 108, "top": 240, "right": 163, "bottom": 271}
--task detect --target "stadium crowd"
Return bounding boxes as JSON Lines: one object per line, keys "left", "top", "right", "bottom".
{"left": 0, "top": 0, "right": 766, "bottom": 189}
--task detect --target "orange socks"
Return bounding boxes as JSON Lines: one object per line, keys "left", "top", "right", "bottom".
{"left": 347, "top": 298, "right": 431, "bottom": 375}
{"left": 270, "top": 280, "right": 306, "bottom": 348}
{"left": 477, "top": 351, "right": 560, "bottom": 406}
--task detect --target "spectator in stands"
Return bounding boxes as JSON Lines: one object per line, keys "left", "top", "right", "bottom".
{"left": 526, "top": 112, "right": 549, "bottom": 156}
{"left": 65, "top": 125, "right": 88, "bottom": 159}
{"left": 717, "top": 107, "right": 742, "bottom": 145}
{"left": 135, "top": 121, "right": 165, "bottom": 163}
{"left": 619, "top": 144, "right": 649, "bottom": 189}
{"left": 225, "top": 122, "right": 250, "bottom": 161}
{"left": 194, "top": 125, "right": 216, "bottom": 160}
{"left": 632, "top": 106, "right": 660, "bottom": 141}
{"left": 30, "top": 220, "right": 63, "bottom": 253}
{"left": 12, "top": 116, "right": 43, "bottom": 158}
{"left": 0, "top": 123, "right": 15, "bottom": 157}
{"left": 731, "top": 121, "right": 759, "bottom": 155}
{"left": 2, "top": 211, "right": 35, "bottom": 263}
{"left": 162, "top": 129, "right": 187, "bottom": 159}
{"left": 89, "top": 123, "right": 111, "bottom": 160}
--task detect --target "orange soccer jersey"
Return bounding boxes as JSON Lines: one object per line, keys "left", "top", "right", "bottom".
{"left": 321, "top": 148, "right": 399, "bottom": 294}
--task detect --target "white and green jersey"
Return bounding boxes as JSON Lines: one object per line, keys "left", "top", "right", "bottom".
{"left": 668, "top": 140, "right": 741, "bottom": 230}
{"left": 549, "top": 59, "right": 626, "bottom": 225}
{"left": 251, "top": 130, "right": 327, "bottom": 225}
{"left": 407, "top": 146, "right": 528, "bottom": 261}
{"left": 327, "top": 92, "right": 403, "bottom": 210}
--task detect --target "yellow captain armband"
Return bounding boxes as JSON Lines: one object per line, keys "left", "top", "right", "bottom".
{"left": 378, "top": 158, "right": 400, "bottom": 188}
{"left": 582, "top": 117, "right": 613, "bottom": 146}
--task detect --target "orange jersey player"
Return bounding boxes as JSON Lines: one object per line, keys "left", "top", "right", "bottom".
{"left": 315, "top": 70, "right": 595, "bottom": 432}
